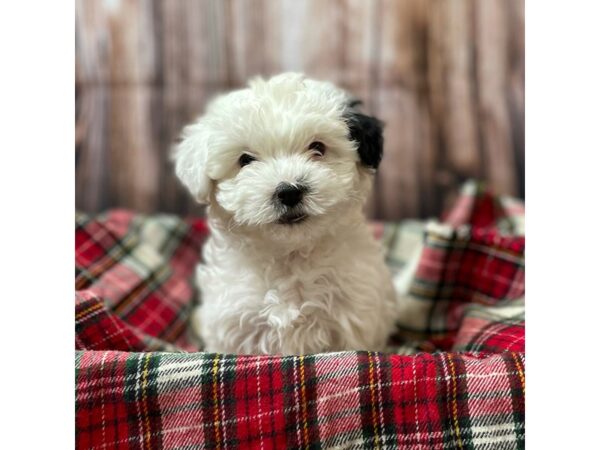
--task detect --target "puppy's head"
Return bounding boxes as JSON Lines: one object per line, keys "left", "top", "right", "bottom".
{"left": 174, "top": 73, "right": 383, "bottom": 241}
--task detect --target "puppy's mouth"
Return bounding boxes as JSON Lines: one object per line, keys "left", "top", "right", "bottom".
{"left": 277, "top": 211, "right": 308, "bottom": 225}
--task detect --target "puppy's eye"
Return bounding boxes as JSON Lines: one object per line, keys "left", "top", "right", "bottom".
{"left": 239, "top": 153, "right": 257, "bottom": 167}
{"left": 308, "top": 141, "right": 326, "bottom": 156}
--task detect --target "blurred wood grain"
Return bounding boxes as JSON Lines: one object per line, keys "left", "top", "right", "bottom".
{"left": 76, "top": 0, "right": 524, "bottom": 220}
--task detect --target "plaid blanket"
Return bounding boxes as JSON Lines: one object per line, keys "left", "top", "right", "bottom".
{"left": 76, "top": 181, "right": 525, "bottom": 449}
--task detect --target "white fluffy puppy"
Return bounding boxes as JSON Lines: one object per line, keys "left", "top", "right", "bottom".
{"left": 174, "top": 73, "right": 396, "bottom": 355}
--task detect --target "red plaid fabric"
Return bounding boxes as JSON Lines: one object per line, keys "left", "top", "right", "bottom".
{"left": 452, "top": 300, "right": 524, "bottom": 353}
{"left": 76, "top": 210, "right": 209, "bottom": 352}
{"left": 76, "top": 351, "right": 524, "bottom": 450}
{"left": 390, "top": 182, "right": 524, "bottom": 353}
{"left": 75, "top": 182, "right": 525, "bottom": 449}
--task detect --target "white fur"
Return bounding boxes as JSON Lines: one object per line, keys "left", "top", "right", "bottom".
{"left": 174, "top": 73, "right": 396, "bottom": 355}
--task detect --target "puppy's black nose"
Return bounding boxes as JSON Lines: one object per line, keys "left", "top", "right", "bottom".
{"left": 276, "top": 183, "right": 304, "bottom": 207}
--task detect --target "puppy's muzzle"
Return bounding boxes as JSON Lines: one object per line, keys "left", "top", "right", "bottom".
{"left": 275, "top": 182, "right": 306, "bottom": 208}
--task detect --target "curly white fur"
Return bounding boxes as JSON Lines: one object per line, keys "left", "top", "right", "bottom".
{"left": 174, "top": 73, "right": 397, "bottom": 355}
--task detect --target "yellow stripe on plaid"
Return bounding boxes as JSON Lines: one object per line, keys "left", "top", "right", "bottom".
{"left": 75, "top": 301, "right": 104, "bottom": 320}
{"left": 447, "top": 354, "right": 464, "bottom": 450}
{"left": 141, "top": 353, "right": 152, "bottom": 450}
{"left": 299, "top": 355, "right": 310, "bottom": 450}
{"left": 512, "top": 353, "right": 525, "bottom": 395}
{"left": 367, "top": 352, "right": 381, "bottom": 450}
{"left": 212, "top": 354, "right": 222, "bottom": 450}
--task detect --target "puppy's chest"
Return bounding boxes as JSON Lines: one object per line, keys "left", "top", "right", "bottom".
{"left": 258, "top": 251, "right": 351, "bottom": 306}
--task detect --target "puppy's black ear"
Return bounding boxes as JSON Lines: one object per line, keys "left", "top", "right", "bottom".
{"left": 343, "top": 104, "right": 384, "bottom": 169}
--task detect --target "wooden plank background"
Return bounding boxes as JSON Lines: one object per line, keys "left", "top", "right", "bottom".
{"left": 76, "top": 0, "right": 524, "bottom": 220}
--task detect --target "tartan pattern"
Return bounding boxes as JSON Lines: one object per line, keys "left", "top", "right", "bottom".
{"left": 76, "top": 351, "right": 524, "bottom": 450}
{"left": 76, "top": 210, "right": 209, "bottom": 352}
{"left": 452, "top": 299, "right": 524, "bottom": 353}
{"left": 391, "top": 182, "right": 525, "bottom": 352}
{"left": 75, "top": 181, "right": 525, "bottom": 449}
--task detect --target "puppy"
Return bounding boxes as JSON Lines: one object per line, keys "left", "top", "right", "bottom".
{"left": 174, "top": 73, "right": 396, "bottom": 355}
